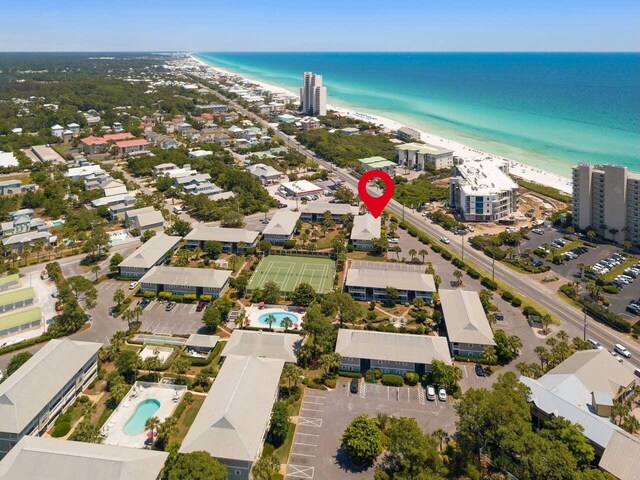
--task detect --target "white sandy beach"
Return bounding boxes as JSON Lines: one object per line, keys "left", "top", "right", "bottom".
{"left": 188, "top": 54, "right": 573, "bottom": 195}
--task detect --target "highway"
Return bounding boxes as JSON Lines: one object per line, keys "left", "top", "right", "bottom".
{"left": 213, "top": 89, "right": 640, "bottom": 368}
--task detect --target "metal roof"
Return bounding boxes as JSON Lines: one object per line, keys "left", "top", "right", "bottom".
{"left": 179, "top": 355, "right": 284, "bottom": 462}
{"left": 439, "top": 289, "right": 496, "bottom": 347}
{"left": 0, "top": 306, "right": 40, "bottom": 331}
{"left": 598, "top": 429, "right": 640, "bottom": 480}
{"left": 345, "top": 264, "right": 436, "bottom": 292}
{"left": 184, "top": 226, "right": 260, "bottom": 244}
{"left": 300, "top": 202, "right": 358, "bottom": 216}
{"left": 335, "top": 329, "right": 452, "bottom": 365}
{"left": 0, "top": 436, "right": 168, "bottom": 480}
{"left": 185, "top": 334, "right": 220, "bottom": 350}
{"left": 118, "top": 233, "right": 181, "bottom": 270}
{"left": 0, "top": 338, "right": 100, "bottom": 433}
{"left": 222, "top": 330, "right": 303, "bottom": 363}
{"left": 395, "top": 142, "right": 453, "bottom": 156}
{"left": 263, "top": 210, "right": 301, "bottom": 237}
{"left": 350, "top": 214, "right": 381, "bottom": 241}
{"left": 140, "top": 266, "right": 231, "bottom": 289}
{"left": 0, "top": 287, "right": 34, "bottom": 307}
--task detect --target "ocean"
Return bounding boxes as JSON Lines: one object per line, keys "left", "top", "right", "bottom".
{"left": 194, "top": 52, "right": 640, "bottom": 177}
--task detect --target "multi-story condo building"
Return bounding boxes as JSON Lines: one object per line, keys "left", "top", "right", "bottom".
{"left": 449, "top": 159, "right": 519, "bottom": 222}
{"left": 300, "top": 72, "right": 327, "bottom": 116}
{"left": 572, "top": 164, "right": 640, "bottom": 246}
{"left": 395, "top": 143, "right": 454, "bottom": 170}
{"left": 0, "top": 339, "right": 100, "bottom": 458}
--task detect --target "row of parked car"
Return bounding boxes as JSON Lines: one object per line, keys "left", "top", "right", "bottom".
{"left": 587, "top": 252, "right": 626, "bottom": 278}
{"left": 349, "top": 379, "right": 447, "bottom": 401}
{"left": 587, "top": 338, "right": 632, "bottom": 361}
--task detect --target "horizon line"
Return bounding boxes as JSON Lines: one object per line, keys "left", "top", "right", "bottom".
{"left": 1, "top": 50, "right": 639, "bottom": 54}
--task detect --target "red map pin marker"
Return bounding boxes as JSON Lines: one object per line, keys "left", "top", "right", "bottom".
{"left": 358, "top": 170, "right": 394, "bottom": 218}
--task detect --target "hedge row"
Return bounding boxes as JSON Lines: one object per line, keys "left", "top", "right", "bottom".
{"left": 338, "top": 370, "right": 362, "bottom": 379}
{"left": 185, "top": 342, "right": 223, "bottom": 367}
{"left": 481, "top": 277, "right": 498, "bottom": 291}
{"left": 381, "top": 374, "right": 404, "bottom": 387}
{"left": 584, "top": 302, "right": 631, "bottom": 333}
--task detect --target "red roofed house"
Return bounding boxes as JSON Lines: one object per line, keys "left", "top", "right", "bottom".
{"left": 115, "top": 139, "right": 150, "bottom": 157}
{"left": 103, "top": 132, "right": 135, "bottom": 142}
{"left": 79, "top": 136, "right": 108, "bottom": 154}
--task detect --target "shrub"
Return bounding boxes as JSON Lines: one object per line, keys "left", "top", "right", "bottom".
{"left": 523, "top": 305, "right": 541, "bottom": 318}
{"left": 501, "top": 291, "right": 514, "bottom": 302}
{"left": 603, "top": 285, "right": 619, "bottom": 294}
{"left": 583, "top": 302, "right": 631, "bottom": 333}
{"left": 452, "top": 385, "right": 462, "bottom": 400}
{"left": 381, "top": 374, "right": 404, "bottom": 387}
{"left": 283, "top": 239, "right": 296, "bottom": 249}
{"left": 262, "top": 443, "right": 275, "bottom": 457}
{"left": 481, "top": 277, "right": 498, "bottom": 290}
{"left": 338, "top": 370, "right": 363, "bottom": 379}
{"left": 373, "top": 368, "right": 382, "bottom": 380}
{"left": 199, "top": 294, "right": 212, "bottom": 302}
{"left": 170, "top": 294, "right": 184, "bottom": 303}
{"left": 431, "top": 244, "right": 442, "bottom": 253}
{"left": 184, "top": 293, "right": 197, "bottom": 302}
{"left": 466, "top": 268, "right": 480, "bottom": 279}
{"left": 511, "top": 297, "right": 522, "bottom": 307}
{"left": 158, "top": 291, "right": 172, "bottom": 300}
{"left": 404, "top": 372, "right": 419, "bottom": 386}
{"left": 56, "top": 413, "right": 72, "bottom": 425}
{"left": 51, "top": 422, "right": 71, "bottom": 437}
{"left": 324, "top": 377, "right": 337, "bottom": 388}
{"left": 364, "top": 369, "right": 377, "bottom": 383}
{"left": 452, "top": 258, "right": 464, "bottom": 268}
{"left": 441, "top": 251, "right": 453, "bottom": 261}
{"left": 143, "top": 291, "right": 156, "bottom": 298}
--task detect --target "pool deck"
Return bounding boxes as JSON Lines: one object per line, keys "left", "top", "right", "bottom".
{"left": 101, "top": 381, "right": 186, "bottom": 448}
{"left": 245, "top": 305, "right": 304, "bottom": 331}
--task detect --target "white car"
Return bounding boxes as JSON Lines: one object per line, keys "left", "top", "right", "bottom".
{"left": 388, "top": 238, "right": 399, "bottom": 244}
{"left": 587, "top": 338, "right": 603, "bottom": 350}
{"left": 440, "top": 237, "right": 450, "bottom": 244}
{"left": 610, "top": 350, "right": 624, "bottom": 363}
{"left": 615, "top": 343, "right": 632, "bottom": 358}
{"left": 532, "top": 228, "right": 544, "bottom": 235}
{"left": 438, "top": 386, "right": 447, "bottom": 402}
{"left": 129, "top": 282, "right": 138, "bottom": 290}
{"left": 0, "top": 369, "right": 3, "bottom": 382}
{"left": 426, "top": 385, "right": 436, "bottom": 401}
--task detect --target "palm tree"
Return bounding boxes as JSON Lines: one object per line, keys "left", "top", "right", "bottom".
{"left": 280, "top": 316, "right": 293, "bottom": 332}
{"left": 609, "top": 228, "right": 619, "bottom": 244}
{"left": 540, "top": 314, "right": 552, "bottom": 335}
{"left": 612, "top": 402, "right": 631, "bottom": 426}
{"left": 482, "top": 346, "right": 497, "bottom": 365}
{"left": 623, "top": 240, "right": 633, "bottom": 253}
{"left": 145, "top": 416, "right": 161, "bottom": 444}
{"left": 122, "top": 309, "right": 135, "bottom": 327}
{"left": 282, "top": 363, "right": 303, "bottom": 388}
{"left": 534, "top": 345, "right": 550, "bottom": 369}
{"left": 433, "top": 274, "right": 442, "bottom": 290}
{"left": 432, "top": 428, "right": 449, "bottom": 453}
{"left": 408, "top": 249, "right": 417, "bottom": 261}
{"left": 113, "top": 288, "right": 125, "bottom": 306}
{"left": 33, "top": 239, "right": 44, "bottom": 263}
{"left": 586, "top": 230, "right": 596, "bottom": 242}
{"left": 319, "top": 352, "right": 341, "bottom": 376}
{"left": 453, "top": 269, "right": 463, "bottom": 287}
{"left": 156, "top": 416, "right": 178, "bottom": 447}
{"left": 419, "top": 249, "right": 428, "bottom": 263}
{"left": 266, "top": 314, "right": 276, "bottom": 331}
{"left": 622, "top": 414, "right": 640, "bottom": 434}
{"left": 90, "top": 265, "right": 100, "bottom": 281}
{"left": 576, "top": 263, "right": 586, "bottom": 280}
{"left": 600, "top": 223, "right": 607, "bottom": 238}
{"left": 507, "top": 335, "right": 523, "bottom": 355}
{"left": 393, "top": 245, "right": 402, "bottom": 260}
{"left": 586, "top": 281, "right": 602, "bottom": 302}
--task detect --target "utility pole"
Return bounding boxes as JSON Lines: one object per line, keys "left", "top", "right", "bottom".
{"left": 583, "top": 306, "right": 588, "bottom": 341}
{"left": 492, "top": 254, "right": 496, "bottom": 282}
{"left": 461, "top": 232, "right": 466, "bottom": 265}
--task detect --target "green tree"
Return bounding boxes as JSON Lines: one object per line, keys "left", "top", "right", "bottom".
{"left": 430, "top": 360, "right": 462, "bottom": 392}
{"left": 109, "top": 252, "right": 124, "bottom": 271}
{"left": 251, "top": 454, "right": 280, "bottom": 480}
{"left": 280, "top": 316, "right": 293, "bottom": 332}
{"left": 66, "top": 275, "right": 98, "bottom": 308}
{"left": 290, "top": 282, "right": 316, "bottom": 306}
{"left": 282, "top": 363, "right": 303, "bottom": 388}
{"left": 202, "top": 305, "right": 222, "bottom": 332}
{"left": 453, "top": 269, "right": 463, "bottom": 286}
{"left": 169, "top": 218, "right": 192, "bottom": 236}
{"left": 322, "top": 210, "right": 336, "bottom": 229}
{"left": 262, "top": 280, "right": 281, "bottom": 304}
{"left": 265, "top": 314, "right": 276, "bottom": 331}
{"left": 6, "top": 351, "right": 33, "bottom": 376}
{"left": 203, "top": 240, "right": 222, "bottom": 259}
{"left": 165, "top": 452, "right": 227, "bottom": 480}
{"left": 341, "top": 415, "right": 383, "bottom": 466}
{"left": 69, "top": 417, "right": 101, "bottom": 443}
{"left": 145, "top": 416, "right": 161, "bottom": 443}
{"left": 539, "top": 417, "right": 595, "bottom": 467}
{"left": 115, "top": 350, "right": 139, "bottom": 380}
{"left": 482, "top": 345, "right": 498, "bottom": 365}
{"left": 319, "top": 352, "right": 341, "bottom": 376}
{"left": 269, "top": 401, "right": 290, "bottom": 446}
{"left": 113, "top": 288, "right": 125, "bottom": 306}
{"left": 385, "top": 287, "right": 399, "bottom": 306}
{"left": 141, "top": 229, "right": 156, "bottom": 243}
{"left": 258, "top": 239, "right": 272, "bottom": 253}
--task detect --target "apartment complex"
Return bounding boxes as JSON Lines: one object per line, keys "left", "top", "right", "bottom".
{"left": 450, "top": 159, "right": 519, "bottom": 222}
{"left": 300, "top": 72, "right": 327, "bottom": 116}
{"left": 395, "top": 143, "right": 454, "bottom": 170}
{"left": 0, "top": 339, "right": 100, "bottom": 458}
{"left": 572, "top": 164, "right": 640, "bottom": 246}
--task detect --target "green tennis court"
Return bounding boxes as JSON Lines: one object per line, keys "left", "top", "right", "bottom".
{"left": 248, "top": 255, "right": 336, "bottom": 294}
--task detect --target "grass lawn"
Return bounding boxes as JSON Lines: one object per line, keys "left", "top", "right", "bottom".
{"left": 346, "top": 251, "right": 387, "bottom": 261}
{"left": 171, "top": 395, "right": 205, "bottom": 444}
{"left": 603, "top": 257, "right": 638, "bottom": 282}
{"left": 545, "top": 241, "right": 582, "bottom": 261}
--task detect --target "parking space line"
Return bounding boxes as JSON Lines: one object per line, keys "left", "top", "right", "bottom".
{"left": 303, "top": 401, "right": 324, "bottom": 406}
{"left": 294, "top": 441, "right": 318, "bottom": 447}
{"left": 304, "top": 394, "right": 326, "bottom": 400}
{"left": 359, "top": 381, "right": 366, "bottom": 398}
{"left": 296, "top": 432, "right": 318, "bottom": 437}
{"left": 287, "top": 465, "right": 314, "bottom": 479}
{"left": 298, "top": 417, "right": 322, "bottom": 427}
{"left": 300, "top": 407, "right": 323, "bottom": 413}
{"left": 407, "top": 388, "right": 410, "bottom": 403}
{"left": 291, "top": 452, "right": 316, "bottom": 458}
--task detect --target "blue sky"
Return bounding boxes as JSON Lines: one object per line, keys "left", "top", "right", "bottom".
{"left": 2, "top": 0, "right": 639, "bottom": 52}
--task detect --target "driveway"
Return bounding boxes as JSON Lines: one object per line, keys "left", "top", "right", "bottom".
{"left": 139, "top": 300, "right": 205, "bottom": 335}
{"left": 286, "top": 380, "right": 456, "bottom": 479}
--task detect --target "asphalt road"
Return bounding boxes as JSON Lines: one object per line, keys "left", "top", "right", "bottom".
{"left": 214, "top": 91, "right": 640, "bottom": 366}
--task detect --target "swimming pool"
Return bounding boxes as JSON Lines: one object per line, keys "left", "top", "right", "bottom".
{"left": 123, "top": 399, "right": 160, "bottom": 435}
{"left": 52, "top": 220, "right": 64, "bottom": 227}
{"left": 258, "top": 311, "right": 298, "bottom": 327}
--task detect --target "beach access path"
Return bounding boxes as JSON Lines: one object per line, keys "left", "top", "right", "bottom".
{"left": 208, "top": 87, "right": 640, "bottom": 369}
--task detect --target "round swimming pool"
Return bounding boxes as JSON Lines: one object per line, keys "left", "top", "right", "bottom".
{"left": 123, "top": 399, "right": 161, "bottom": 435}
{"left": 258, "top": 311, "right": 298, "bottom": 327}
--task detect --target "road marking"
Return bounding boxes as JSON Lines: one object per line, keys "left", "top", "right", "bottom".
{"left": 300, "top": 407, "right": 323, "bottom": 413}
{"left": 304, "top": 400, "right": 324, "bottom": 406}
{"left": 418, "top": 388, "right": 425, "bottom": 405}
{"left": 296, "top": 432, "right": 319, "bottom": 437}
{"left": 290, "top": 452, "right": 315, "bottom": 458}
{"left": 287, "top": 465, "right": 314, "bottom": 479}
{"left": 407, "top": 388, "right": 410, "bottom": 403}
{"left": 359, "top": 380, "right": 366, "bottom": 399}
{"left": 298, "top": 417, "right": 322, "bottom": 427}
{"left": 294, "top": 441, "right": 318, "bottom": 447}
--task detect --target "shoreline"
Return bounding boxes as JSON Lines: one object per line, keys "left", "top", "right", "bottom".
{"left": 189, "top": 53, "right": 573, "bottom": 195}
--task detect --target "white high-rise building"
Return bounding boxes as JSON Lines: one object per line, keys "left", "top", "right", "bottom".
{"left": 572, "top": 164, "right": 640, "bottom": 246}
{"left": 300, "top": 72, "right": 327, "bottom": 116}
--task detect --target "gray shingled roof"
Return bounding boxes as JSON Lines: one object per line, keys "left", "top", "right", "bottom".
{"left": 335, "top": 329, "right": 452, "bottom": 365}
{"left": 598, "top": 429, "right": 640, "bottom": 480}
{"left": 222, "top": 330, "right": 303, "bottom": 363}
{"left": 439, "top": 289, "right": 496, "bottom": 346}
{"left": 0, "top": 436, "right": 168, "bottom": 480}
{"left": 0, "top": 338, "right": 100, "bottom": 433}
{"left": 345, "top": 264, "right": 435, "bottom": 292}
{"left": 184, "top": 226, "right": 259, "bottom": 244}
{"left": 118, "top": 233, "right": 181, "bottom": 270}
{"left": 180, "top": 355, "right": 284, "bottom": 462}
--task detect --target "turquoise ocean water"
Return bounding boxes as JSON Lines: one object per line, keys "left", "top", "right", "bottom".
{"left": 195, "top": 52, "right": 640, "bottom": 177}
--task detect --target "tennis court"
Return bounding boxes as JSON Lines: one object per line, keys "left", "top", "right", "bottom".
{"left": 248, "top": 255, "right": 336, "bottom": 294}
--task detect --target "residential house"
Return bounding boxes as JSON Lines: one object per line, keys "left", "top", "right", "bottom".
{"left": 300, "top": 202, "right": 358, "bottom": 223}
{"left": 262, "top": 210, "right": 301, "bottom": 245}
{"left": 153, "top": 163, "right": 178, "bottom": 174}
{"left": 0, "top": 180, "right": 36, "bottom": 196}
{"left": 0, "top": 339, "right": 101, "bottom": 458}
{"left": 213, "top": 132, "right": 230, "bottom": 146}
{"left": 66, "top": 123, "right": 81, "bottom": 136}
{"left": 50, "top": 124, "right": 63, "bottom": 138}
{"left": 179, "top": 355, "right": 284, "bottom": 480}
{"left": 350, "top": 214, "right": 381, "bottom": 250}
{"left": 222, "top": 330, "right": 303, "bottom": 363}
{"left": 115, "top": 139, "right": 150, "bottom": 157}
{"left": 139, "top": 266, "right": 231, "bottom": 298}
{"left": 99, "top": 179, "right": 127, "bottom": 198}
{"left": 184, "top": 226, "right": 259, "bottom": 253}
{"left": 359, "top": 156, "right": 396, "bottom": 176}
{"left": 395, "top": 143, "right": 454, "bottom": 170}
{"left": 124, "top": 207, "right": 165, "bottom": 233}
{"left": 396, "top": 126, "right": 421, "bottom": 142}
{"left": 184, "top": 334, "right": 219, "bottom": 356}
{"left": 247, "top": 163, "right": 283, "bottom": 185}
{"left": 144, "top": 132, "right": 177, "bottom": 149}
{"left": 335, "top": 329, "right": 452, "bottom": 375}
{"left": 79, "top": 136, "right": 108, "bottom": 155}
{"left": 1, "top": 231, "right": 55, "bottom": 253}
{"left": 439, "top": 289, "right": 496, "bottom": 358}
{"left": 118, "top": 233, "right": 181, "bottom": 278}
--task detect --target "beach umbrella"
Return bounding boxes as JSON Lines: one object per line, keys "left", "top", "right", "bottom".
{"left": 293, "top": 323, "right": 299, "bottom": 329}
{"left": 258, "top": 301, "right": 265, "bottom": 308}
{"left": 298, "top": 306, "right": 305, "bottom": 312}
{"left": 147, "top": 431, "right": 154, "bottom": 439}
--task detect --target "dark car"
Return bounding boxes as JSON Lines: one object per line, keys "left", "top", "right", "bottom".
{"left": 165, "top": 301, "right": 176, "bottom": 312}
{"left": 475, "top": 364, "right": 485, "bottom": 377}
{"left": 493, "top": 312, "right": 504, "bottom": 321}
{"left": 350, "top": 378, "right": 359, "bottom": 394}
{"left": 139, "top": 299, "right": 150, "bottom": 310}
{"left": 196, "top": 301, "right": 207, "bottom": 312}
{"left": 277, "top": 202, "right": 287, "bottom": 208}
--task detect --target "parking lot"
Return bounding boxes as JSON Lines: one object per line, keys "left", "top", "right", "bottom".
{"left": 286, "top": 380, "right": 456, "bottom": 479}
{"left": 139, "top": 300, "right": 205, "bottom": 335}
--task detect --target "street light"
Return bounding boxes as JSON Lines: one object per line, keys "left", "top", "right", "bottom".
{"left": 583, "top": 306, "right": 588, "bottom": 341}
{"left": 461, "top": 231, "right": 466, "bottom": 265}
